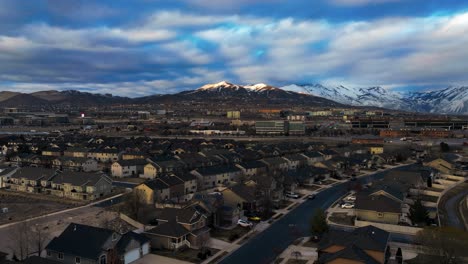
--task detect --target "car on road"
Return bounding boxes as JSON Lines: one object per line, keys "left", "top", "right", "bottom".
{"left": 307, "top": 194, "right": 316, "bottom": 200}
{"left": 345, "top": 196, "right": 356, "bottom": 201}
{"left": 341, "top": 203, "right": 355, "bottom": 209}
{"left": 285, "top": 192, "right": 300, "bottom": 199}
{"left": 237, "top": 219, "right": 253, "bottom": 227}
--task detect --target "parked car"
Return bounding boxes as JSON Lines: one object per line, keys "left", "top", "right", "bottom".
{"left": 345, "top": 196, "right": 356, "bottom": 201}
{"left": 307, "top": 194, "right": 316, "bottom": 200}
{"left": 285, "top": 192, "right": 300, "bottom": 199}
{"left": 249, "top": 216, "right": 262, "bottom": 222}
{"left": 341, "top": 203, "right": 355, "bottom": 209}
{"left": 237, "top": 219, "right": 253, "bottom": 227}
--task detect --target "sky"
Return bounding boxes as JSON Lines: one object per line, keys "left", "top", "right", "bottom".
{"left": 0, "top": 0, "right": 468, "bottom": 97}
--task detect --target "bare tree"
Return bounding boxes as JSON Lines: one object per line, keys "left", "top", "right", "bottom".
{"left": 124, "top": 190, "right": 145, "bottom": 220}
{"left": 9, "top": 222, "right": 32, "bottom": 261}
{"left": 30, "top": 224, "right": 50, "bottom": 257}
{"left": 416, "top": 227, "right": 468, "bottom": 264}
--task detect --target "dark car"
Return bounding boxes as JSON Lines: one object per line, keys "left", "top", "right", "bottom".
{"left": 307, "top": 194, "right": 316, "bottom": 200}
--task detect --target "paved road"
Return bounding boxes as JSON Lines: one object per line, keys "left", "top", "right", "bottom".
{"left": 220, "top": 165, "right": 417, "bottom": 264}
{"left": 439, "top": 182, "right": 468, "bottom": 230}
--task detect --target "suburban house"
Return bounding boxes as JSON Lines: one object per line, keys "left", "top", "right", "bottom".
{"left": 301, "top": 151, "right": 324, "bottom": 165}
{"left": 111, "top": 159, "right": 147, "bottom": 178}
{"left": 144, "top": 220, "right": 191, "bottom": 251}
{"left": 45, "top": 223, "right": 149, "bottom": 264}
{"left": 144, "top": 206, "right": 210, "bottom": 250}
{"left": 42, "top": 172, "right": 113, "bottom": 201}
{"left": 191, "top": 165, "right": 243, "bottom": 189}
{"left": 8, "top": 167, "right": 58, "bottom": 193}
{"left": 142, "top": 159, "right": 186, "bottom": 179}
{"left": 354, "top": 170, "right": 425, "bottom": 225}
{"left": 116, "top": 232, "right": 151, "bottom": 264}
{"left": 317, "top": 225, "right": 390, "bottom": 264}
{"left": 260, "top": 157, "right": 289, "bottom": 172}
{"left": 121, "top": 152, "right": 147, "bottom": 160}
{"left": 283, "top": 154, "right": 308, "bottom": 170}
{"left": 355, "top": 192, "right": 402, "bottom": 225}
{"left": 42, "top": 147, "right": 62, "bottom": 157}
{"left": 88, "top": 149, "right": 120, "bottom": 163}
{"left": 235, "top": 160, "right": 268, "bottom": 177}
{"left": 0, "top": 167, "right": 17, "bottom": 188}
{"left": 52, "top": 157, "right": 98, "bottom": 172}
{"left": 63, "top": 148, "right": 89, "bottom": 158}
{"left": 135, "top": 174, "right": 196, "bottom": 204}
{"left": 220, "top": 184, "right": 258, "bottom": 211}
{"left": 423, "top": 158, "right": 455, "bottom": 174}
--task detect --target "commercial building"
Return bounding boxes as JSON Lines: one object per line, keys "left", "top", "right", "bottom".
{"left": 255, "top": 120, "right": 287, "bottom": 135}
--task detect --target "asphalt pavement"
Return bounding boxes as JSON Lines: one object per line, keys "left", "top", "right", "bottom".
{"left": 220, "top": 165, "right": 416, "bottom": 264}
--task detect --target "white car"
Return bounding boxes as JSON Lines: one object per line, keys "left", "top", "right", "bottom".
{"left": 285, "top": 192, "right": 300, "bottom": 199}
{"left": 345, "top": 196, "right": 356, "bottom": 201}
{"left": 237, "top": 219, "right": 253, "bottom": 227}
{"left": 341, "top": 203, "right": 355, "bottom": 209}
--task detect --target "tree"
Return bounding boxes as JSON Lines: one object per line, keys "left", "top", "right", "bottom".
{"left": 416, "top": 227, "right": 468, "bottom": 264}
{"left": 440, "top": 142, "right": 450, "bottom": 152}
{"left": 310, "top": 208, "right": 329, "bottom": 236}
{"left": 395, "top": 247, "right": 403, "bottom": 264}
{"left": 427, "top": 176, "right": 432, "bottom": 188}
{"left": 124, "top": 190, "right": 145, "bottom": 220}
{"left": 9, "top": 222, "right": 31, "bottom": 261}
{"left": 30, "top": 224, "right": 50, "bottom": 257}
{"left": 408, "top": 199, "right": 429, "bottom": 226}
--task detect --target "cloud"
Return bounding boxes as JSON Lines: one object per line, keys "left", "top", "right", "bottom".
{"left": 1, "top": 5, "right": 468, "bottom": 96}
{"left": 330, "top": 0, "right": 401, "bottom": 6}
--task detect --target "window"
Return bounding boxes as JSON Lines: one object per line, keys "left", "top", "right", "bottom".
{"left": 75, "top": 257, "right": 81, "bottom": 263}
{"left": 99, "top": 255, "right": 107, "bottom": 264}
{"left": 378, "top": 212, "right": 384, "bottom": 218}
{"left": 46, "top": 251, "right": 51, "bottom": 257}
{"left": 58, "top": 253, "right": 64, "bottom": 260}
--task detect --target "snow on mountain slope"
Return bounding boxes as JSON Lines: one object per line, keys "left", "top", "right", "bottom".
{"left": 194, "top": 81, "right": 468, "bottom": 114}
{"left": 281, "top": 84, "right": 409, "bottom": 109}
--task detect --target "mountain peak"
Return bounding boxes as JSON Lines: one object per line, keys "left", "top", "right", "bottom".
{"left": 198, "top": 81, "right": 238, "bottom": 90}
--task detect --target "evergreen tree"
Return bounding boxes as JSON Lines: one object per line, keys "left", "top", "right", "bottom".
{"left": 396, "top": 247, "right": 403, "bottom": 264}
{"left": 409, "top": 199, "right": 429, "bottom": 226}
{"left": 310, "top": 208, "right": 329, "bottom": 236}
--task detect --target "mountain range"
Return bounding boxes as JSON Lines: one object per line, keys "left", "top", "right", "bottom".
{"left": 0, "top": 81, "right": 467, "bottom": 114}
{"left": 281, "top": 84, "right": 468, "bottom": 115}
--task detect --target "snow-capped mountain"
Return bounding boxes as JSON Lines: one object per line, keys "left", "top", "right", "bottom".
{"left": 197, "top": 81, "right": 280, "bottom": 93}
{"left": 162, "top": 81, "right": 342, "bottom": 107}
{"left": 282, "top": 84, "right": 468, "bottom": 115}
{"left": 281, "top": 84, "right": 409, "bottom": 109}
{"left": 407, "top": 86, "right": 468, "bottom": 114}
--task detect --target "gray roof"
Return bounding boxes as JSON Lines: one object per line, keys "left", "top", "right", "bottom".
{"left": 318, "top": 225, "right": 389, "bottom": 253}
{"left": 114, "top": 159, "right": 148, "bottom": 167}
{"left": 11, "top": 167, "right": 57, "bottom": 181}
{"left": 116, "top": 232, "right": 150, "bottom": 253}
{"left": 50, "top": 172, "right": 111, "bottom": 187}
{"left": 156, "top": 206, "right": 204, "bottom": 224}
{"left": 46, "top": 223, "right": 115, "bottom": 260}
{"left": 355, "top": 193, "right": 401, "bottom": 213}
{"left": 146, "top": 221, "right": 190, "bottom": 238}
{"left": 320, "top": 244, "right": 381, "bottom": 264}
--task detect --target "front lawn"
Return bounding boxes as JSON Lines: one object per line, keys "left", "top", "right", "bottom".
{"left": 210, "top": 226, "right": 250, "bottom": 242}
{"left": 153, "top": 247, "right": 219, "bottom": 263}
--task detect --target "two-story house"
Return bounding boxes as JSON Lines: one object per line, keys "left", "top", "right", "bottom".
{"left": 8, "top": 167, "right": 58, "bottom": 193}
{"left": 44, "top": 172, "right": 113, "bottom": 201}
{"left": 144, "top": 206, "right": 210, "bottom": 250}
{"left": 111, "top": 159, "right": 147, "bottom": 178}
{"left": 191, "top": 165, "right": 243, "bottom": 190}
